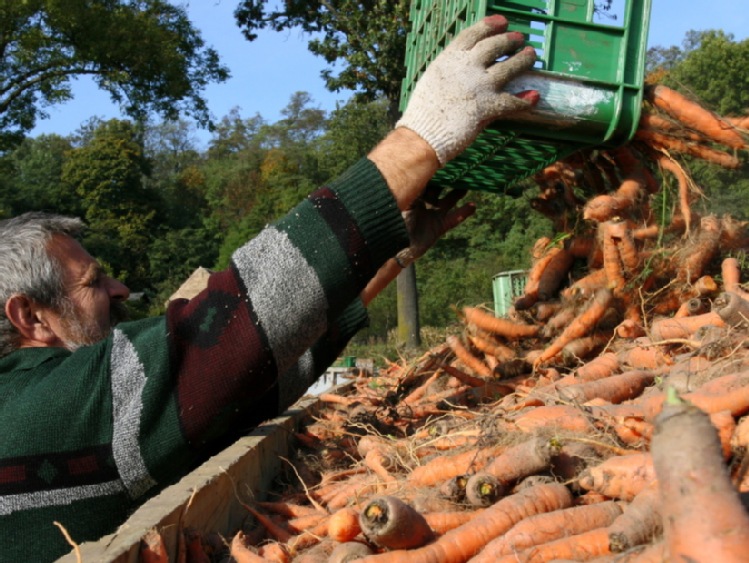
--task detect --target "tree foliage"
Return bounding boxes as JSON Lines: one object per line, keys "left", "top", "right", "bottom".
{"left": 0, "top": 0, "right": 229, "bottom": 149}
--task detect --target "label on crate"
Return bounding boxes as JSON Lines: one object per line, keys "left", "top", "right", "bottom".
{"left": 507, "top": 72, "right": 613, "bottom": 125}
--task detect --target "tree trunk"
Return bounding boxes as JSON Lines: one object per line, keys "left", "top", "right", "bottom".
{"left": 396, "top": 263, "right": 421, "bottom": 348}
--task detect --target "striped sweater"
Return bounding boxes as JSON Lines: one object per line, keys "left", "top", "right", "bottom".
{"left": 0, "top": 158, "right": 409, "bottom": 561}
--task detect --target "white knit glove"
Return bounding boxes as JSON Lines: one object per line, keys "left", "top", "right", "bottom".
{"left": 397, "top": 15, "right": 538, "bottom": 166}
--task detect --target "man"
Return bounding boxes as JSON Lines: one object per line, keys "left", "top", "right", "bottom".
{"left": 0, "top": 16, "right": 537, "bottom": 560}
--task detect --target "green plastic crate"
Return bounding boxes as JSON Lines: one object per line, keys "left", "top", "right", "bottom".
{"left": 400, "top": 0, "right": 652, "bottom": 194}
{"left": 492, "top": 269, "right": 528, "bottom": 317}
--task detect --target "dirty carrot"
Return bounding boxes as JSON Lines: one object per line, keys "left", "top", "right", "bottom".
{"left": 652, "top": 389, "right": 749, "bottom": 561}
{"left": 578, "top": 451, "right": 655, "bottom": 501}
{"left": 358, "top": 495, "right": 434, "bottom": 550}
{"left": 607, "top": 480, "right": 662, "bottom": 553}
{"left": 558, "top": 369, "right": 655, "bottom": 405}
{"left": 649, "top": 310, "right": 725, "bottom": 341}
{"left": 483, "top": 435, "right": 558, "bottom": 486}
{"left": 535, "top": 288, "right": 613, "bottom": 366}
{"left": 584, "top": 178, "right": 643, "bottom": 222}
{"left": 469, "top": 500, "right": 622, "bottom": 562}
{"left": 407, "top": 444, "right": 505, "bottom": 487}
{"left": 648, "top": 84, "right": 747, "bottom": 149}
{"left": 357, "top": 483, "right": 574, "bottom": 563}
{"left": 446, "top": 335, "right": 492, "bottom": 377}
{"left": 462, "top": 306, "right": 540, "bottom": 340}
{"left": 329, "top": 542, "right": 374, "bottom": 563}
{"left": 423, "top": 510, "right": 484, "bottom": 535}
{"left": 513, "top": 526, "right": 613, "bottom": 562}
{"left": 229, "top": 531, "right": 268, "bottom": 563}
{"left": 327, "top": 507, "right": 362, "bottom": 543}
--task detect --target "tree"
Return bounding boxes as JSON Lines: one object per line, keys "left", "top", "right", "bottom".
{"left": 233, "top": 0, "right": 424, "bottom": 348}
{"left": 62, "top": 119, "right": 158, "bottom": 289}
{"left": 0, "top": 0, "right": 229, "bottom": 149}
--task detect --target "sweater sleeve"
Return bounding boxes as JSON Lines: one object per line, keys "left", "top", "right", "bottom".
{"left": 112, "top": 157, "right": 407, "bottom": 469}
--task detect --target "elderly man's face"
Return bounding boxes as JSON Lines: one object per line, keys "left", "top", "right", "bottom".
{"left": 45, "top": 234, "right": 131, "bottom": 350}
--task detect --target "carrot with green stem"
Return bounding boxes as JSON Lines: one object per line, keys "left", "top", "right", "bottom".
{"left": 534, "top": 287, "right": 613, "bottom": 367}
{"left": 652, "top": 388, "right": 749, "bottom": 561}
{"left": 356, "top": 482, "right": 574, "bottom": 563}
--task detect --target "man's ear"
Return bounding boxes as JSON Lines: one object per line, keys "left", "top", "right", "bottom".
{"left": 4, "top": 294, "right": 58, "bottom": 346}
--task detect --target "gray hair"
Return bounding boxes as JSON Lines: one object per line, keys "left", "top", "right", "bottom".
{"left": 0, "top": 212, "right": 85, "bottom": 357}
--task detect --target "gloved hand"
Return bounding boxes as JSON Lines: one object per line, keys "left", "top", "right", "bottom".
{"left": 395, "top": 187, "right": 476, "bottom": 269}
{"left": 397, "top": 15, "right": 538, "bottom": 166}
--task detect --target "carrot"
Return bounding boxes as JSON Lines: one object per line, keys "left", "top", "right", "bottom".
{"left": 356, "top": 482, "right": 574, "bottom": 563}
{"left": 558, "top": 370, "right": 655, "bottom": 405}
{"left": 401, "top": 370, "right": 443, "bottom": 405}
{"left": 638, "top": 129, "right": 742, "bottom": 168}
{"left": 536, "top": 246, "right": 575, "bottom": 301}
{"left": 256, "top": 501, "right": 325, "bottom": 519}
{"left": 229, "top": 531, "right": 268, "bottom": 563}
{"left": 607, "top": 481, "right": 662, "bottom": 553}
{"left": 468, "top": 500, "right": 622, "bottom": 562}
{"left": 659, "top": 154, "right": 695, "bottom": 234}
{"left": 446, "top": 335, "right": 492, "bottom": 377}
{"left": 652, "top": 389, "right": 749, "bottom": 561}
{"left": 512, "top": 404, "right": 592, "bottom": 434}
{"left": 464, "top": 472, "right": 505, "bottom": 507}
{"left": 505, "top": 526, "right": 613, "bottom": 562}
{"left": 534, "top": 288, "right": 613, "bottom": 366}
{"left": 561, "top": 331, "right": 612, "bottom": 363}
{"left": 649, "top": 310, "right": 725, "bottom": 341}
{"left": 648, "top": 84, "right": 747, "bottom": 149}
{"left": 713, "top": 290, "right": 749, "bottom": 328}
{"left": 616, "top": 342, "right": 670, "bottom": 370}
{"left": 358, "top": 495, "right": 434, "bottom": 550}
{"left": 462, "top": 306, "right": 540, "bottom": 339}
{"left": 605, "top": 219, "right": 639, "bottom": 274}
{"left": 726, "top": 114, "right": 749, "bottom": 130}
{"left": 423, "top": 510, "right": 483, "bottom": 535}
{"left": 466, "top": 332, "right": 516, "bottom": 362}
{"left": 483, "top": 435, "right": 558, "bottom": 486}
{"left": 257, "top": 541, "right": 291, "bottom": 563}
{"left": 407, "top": 444, "right": 505, "bottom": 487}
{"left": 601, "top": 222, "right": 626, "bottom": 294}
{"left": 576, "top": 352, "right": 620, "bottom": 381}
{"left": 721, "top": 256, "right": 745, "bottom": 294}
{"left": 364, "top": 448, "right": 398, "bottom": 485}
{"left": 244, "top": 505, "right": 293, "bottom": 544}
{"left": 578, "top": 452, "right": 656, "bottom": 501}
{"left": 327, "top": 507, "right": 362, "bottom": 543}
{"left": 583, "top": 178, "right": 644, "bottom": 222}
{"left": 329, "top": 542, "right": 374, "bottom": 563}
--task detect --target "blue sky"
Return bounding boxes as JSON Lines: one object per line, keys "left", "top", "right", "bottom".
{"left": 30, "top": 0, "right": 749, "bottom": 145}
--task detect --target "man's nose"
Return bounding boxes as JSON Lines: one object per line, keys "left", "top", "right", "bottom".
{"left": 106, "top": 277, "right": 130, "bottom": 301}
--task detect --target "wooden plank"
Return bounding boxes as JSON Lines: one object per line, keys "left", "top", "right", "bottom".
{"left": 57, "top": 394, "right": 322, "bottom": 562}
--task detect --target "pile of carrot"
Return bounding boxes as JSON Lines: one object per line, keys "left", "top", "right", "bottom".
{"left": 135, "top": 90, "right": 749, "bottom": 562}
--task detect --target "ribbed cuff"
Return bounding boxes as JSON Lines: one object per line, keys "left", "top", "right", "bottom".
{"left": 328, "top": 158, "right": 410, "bottom": 269}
